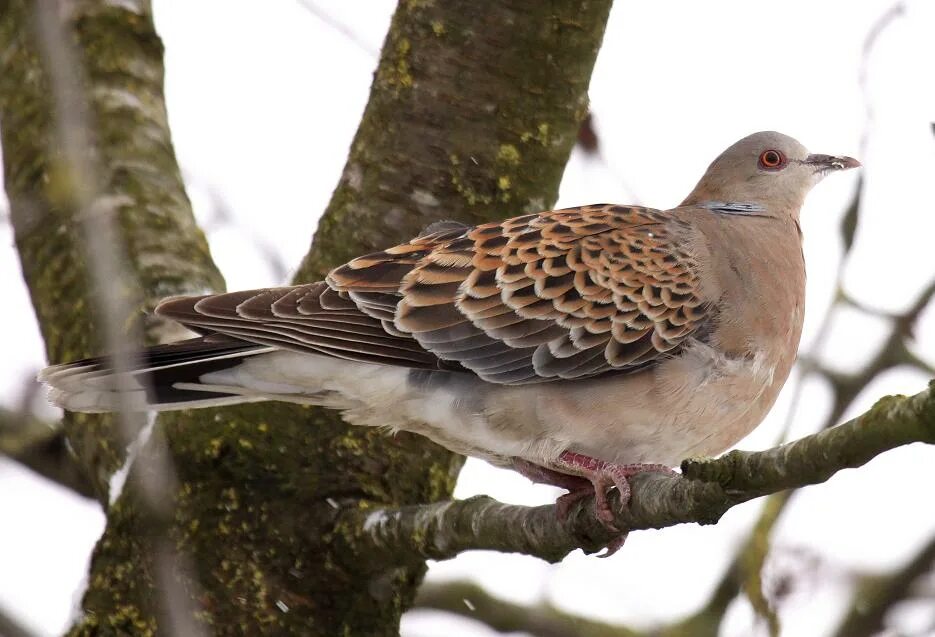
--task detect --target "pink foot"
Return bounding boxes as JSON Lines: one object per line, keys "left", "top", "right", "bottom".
{"left": 553, "top": 451, "right": 679, "bottom": 557}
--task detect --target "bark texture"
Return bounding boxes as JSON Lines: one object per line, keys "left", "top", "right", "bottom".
{"left": 1, "top": 0, "right": 612, "bottom": 634}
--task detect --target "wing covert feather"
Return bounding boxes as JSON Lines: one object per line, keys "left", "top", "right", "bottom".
{"left": 326, "top": 204, "right": 710, "bottom": 383}
{"left": 156, "top": 206, "right": 710, "bottom": 384}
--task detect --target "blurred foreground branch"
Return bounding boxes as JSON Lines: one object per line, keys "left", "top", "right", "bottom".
{"left": 338, "top": 383, "right": 935, "bottom": 565}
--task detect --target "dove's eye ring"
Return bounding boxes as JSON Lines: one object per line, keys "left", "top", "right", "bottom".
{"left": 758, "top": 149, "right": 786, "bottom": 170}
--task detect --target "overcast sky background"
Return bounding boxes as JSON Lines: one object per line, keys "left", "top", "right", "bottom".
{"left": 1, "top": 1, "right": 934, "bottom": 635}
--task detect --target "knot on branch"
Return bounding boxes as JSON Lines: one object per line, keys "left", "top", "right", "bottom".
{"left": 681, "top": 453, "right": 737, "bottom": 486}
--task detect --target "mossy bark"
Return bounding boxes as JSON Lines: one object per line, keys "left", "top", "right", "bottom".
{"left": 1, "top": 0, "right": 612, "bottom": 634}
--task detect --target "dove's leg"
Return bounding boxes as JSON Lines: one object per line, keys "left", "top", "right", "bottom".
{"left": 511, "top": 459, "right": 595, "bottom": 519}
{"left": 514, "top": 453, "right": 677, "bottom": 557}
{"left": 511, "top": 458, "right": 591, "bottom": 491}
{"left": 553, "top": 451, "right": 678, "bottom": 529}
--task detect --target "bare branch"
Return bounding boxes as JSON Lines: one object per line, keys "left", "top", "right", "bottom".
{"left": 833, "top": 536, "right": 935, "bottom": 637}
{"left": 0, "top": 407, "right": 95, "bottom": 498}
{"left": 857, "top": 1, "right": 906, "bottom": 155}
{"left": 0, "top": 605, "right": 38, "bottom": 637}
{"left": 414, "top": 579, "right": 640, "bottom": 637}
{"left": 295, "top": 0, "right": 378, "bottom": 58}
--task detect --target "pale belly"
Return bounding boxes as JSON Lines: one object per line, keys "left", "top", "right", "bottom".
{"left": 338, "top": 341, "right": 785, "bottom": 470}
{"left": 216, "top": 341, "right": 786, "bottom": 470}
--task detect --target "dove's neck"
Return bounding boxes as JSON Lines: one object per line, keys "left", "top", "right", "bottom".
{"left": 696, "top": 210, "right": 806, "bottom": 365}
{"left": 695, "top": 201, "right": 768, "bottom": 216}
{"left": 680, "top": 178, "right": 806, "bottom": 217}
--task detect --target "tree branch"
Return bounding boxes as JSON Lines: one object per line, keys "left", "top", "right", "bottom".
{"left": 335, "top": 384, "right": 935, "bottom": 565}
{"left": 832, "top": 535, "right": 935, "bottom": 637}
{"left": 0, "top": 408, "right": 96, "bottom": 498}
{"left": 414, "top": 579, "right": 640, "bottom": 637}
{"left": 0, "top": 604, "right": 38, "bottom": 637}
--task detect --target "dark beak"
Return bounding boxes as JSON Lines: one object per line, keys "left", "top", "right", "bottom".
{"left": 804, "top": 154, "right": 861, "bottom": 171}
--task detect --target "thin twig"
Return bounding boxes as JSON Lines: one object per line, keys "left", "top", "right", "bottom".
{"left": 295, "top": 0, "right": 379, "bottom": 57}
{"left": 857, "top": 1, "right": 906, "bottom": 156}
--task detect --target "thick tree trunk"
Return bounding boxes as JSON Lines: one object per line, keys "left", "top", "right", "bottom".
{"left": 0, "top": 0, "right": 611, "bottom": 634}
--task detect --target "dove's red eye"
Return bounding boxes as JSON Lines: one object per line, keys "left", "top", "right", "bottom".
{"left": 758, "top": 149, "right": 786, "bottom": 170}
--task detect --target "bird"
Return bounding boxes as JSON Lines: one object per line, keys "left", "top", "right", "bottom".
{"left": 40, "top": 131, "right": 859, "bottom": 547}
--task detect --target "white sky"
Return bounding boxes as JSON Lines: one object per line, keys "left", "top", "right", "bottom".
{"left": 1, "top": 1, "right": 934, "bottom": 635}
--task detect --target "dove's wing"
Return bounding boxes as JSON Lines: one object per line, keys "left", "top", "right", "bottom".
{"left": 156, "top": 204, "right": 711, "bottom": 384}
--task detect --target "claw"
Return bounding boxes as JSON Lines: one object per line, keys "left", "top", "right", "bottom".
{"left": 554, "top": 487, "right": 594, "bottom": 521}
{"left": 511, "top": 453, "right": 678, "bottom": 556}
{"left": 598, "top": 533, "right": 629, "bottom": 558}
{"left": 554, "top": 451, "right": 679, "bottom": 553}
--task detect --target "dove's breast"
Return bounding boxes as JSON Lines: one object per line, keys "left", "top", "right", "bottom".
{"left": 475, "top": 336, "right": 786, "bottom": 468}
{"left": 473, "top": 211, "right": 808, "bottom": 467}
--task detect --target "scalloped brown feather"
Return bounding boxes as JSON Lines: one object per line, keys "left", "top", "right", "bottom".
{"left": 152, "top": 205, "right": 710, "bottom": 385}
{"left": 322, "top": 204, "right": 709, "bottom": 383}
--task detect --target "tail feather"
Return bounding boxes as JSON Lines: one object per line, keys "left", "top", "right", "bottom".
{"left": 38, "top": 336, "right": 275, "bottom": 413}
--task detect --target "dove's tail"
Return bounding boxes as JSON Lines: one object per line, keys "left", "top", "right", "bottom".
{"left": 38, "top": 336, "right": 282, "bottom": 413}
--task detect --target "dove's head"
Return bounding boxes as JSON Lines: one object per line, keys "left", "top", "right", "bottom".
{"left": 682, "top": 131, "right": 860, "bottom": 215}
